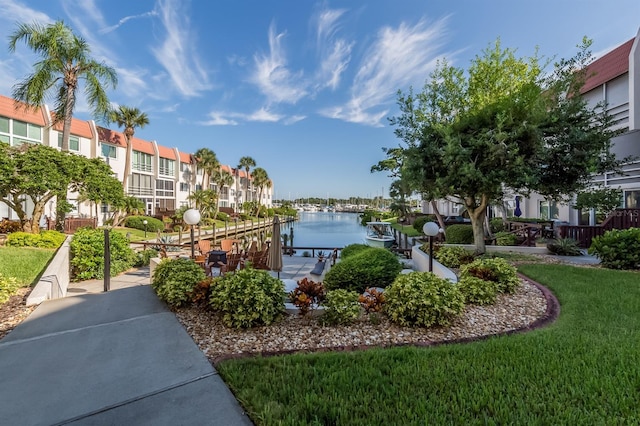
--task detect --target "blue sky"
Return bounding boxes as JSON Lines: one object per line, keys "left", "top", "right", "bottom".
{"left": 1, "top": 1, "right": 639, "bottom": 200}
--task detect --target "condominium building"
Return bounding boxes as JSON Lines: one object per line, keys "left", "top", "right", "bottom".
{"left": 0, "top": 95, "right": 273, "bottom": 224}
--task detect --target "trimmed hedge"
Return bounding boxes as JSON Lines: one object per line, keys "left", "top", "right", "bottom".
{"left": 457, "top": 276, "right": 498, "bottom": 305}
{"left": 321, "top": 289, "right": 361, "bottom": 325}
{"left": 124, "top": 215, "right": 165, "bottom": 233}
{"left": 445, "top": 225, "right": 474, "bottom": 244}
{"left": 6, "top": 230, "right": 66, "bottom": 248}
{"left": 494, "top": 231, "right": 517, "bottom": 246}
{"left": 434, "top": 246, "right": 475, "bottom": 268}
{"left": 324, "top": 247, "right": 402, "bottom": 293}
{"left": 70, "top": 228, "right": 137, "bottom": 281}
{"left": 413, "top": 215, "right": 436, "bottom": 233}
{"left": 460, "top": 257, "right": 520, "bottom": 294}
{"left": 340, "top": 243, "right": 372, "bottom": 259}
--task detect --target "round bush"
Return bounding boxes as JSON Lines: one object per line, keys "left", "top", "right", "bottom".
{"left": 457, "top": 276, "right": 498, "bottom": 305}
{"left": 489, "top": 218, "right": 505, "bottom": 233}
{"left": 434, "top": 246, "right": 475, "bottom": 268}
{"left": 324, "top": 247, "right": 402, "bottom": 293}
{"left": 0, "top": 273, "right": 21, "bottom": 304}
{"left": 216, "top": 212, "right": 230, "bottom": 221}
{"left": 445, "top": 224, "right": 474, "bottom": 244}
{"left": 124, "top": 215, "right": 164, "bottom": 233}
{"left": 321, "top": 289, "right": 361, "bottom": 325}
{"left": 151, "top": 258, "right": 206, "bottom": 307}
{"left": 134, "top": 248, "right": 160, "bottom": 267}
{"left": 384, "top": 272, "right": 464, "bottom": 327}
{"left": 413, "top": 215, "right": 436, "bottom": 233}
{"left": 460, "top": 258, "right": 520, "bottom": 294}
{"left": 340, "top": 243, "right": 372, "bottom": 259}
{"left": 70, "top": 228, "right": 137, "bottom": 281}
{"left": 209, "top": 266, "right": 285, "bottom": 328}
{"left": 589, "top": 228, "right": 640, "bottom": 270}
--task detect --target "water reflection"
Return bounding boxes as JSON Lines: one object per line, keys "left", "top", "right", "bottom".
{"left": 280, "top": 211, "right": 366, "bottom": 247}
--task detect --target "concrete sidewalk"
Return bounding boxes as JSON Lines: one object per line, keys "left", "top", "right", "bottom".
{"left": 0, "top": 274, "right": 253, "bottom": 425}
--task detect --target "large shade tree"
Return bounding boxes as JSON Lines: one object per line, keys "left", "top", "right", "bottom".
{"left": 390, "top": 38, "right": 621, "bottom": 254}
{"left": 9, "top": 21, "right": 117, "bottom": 151}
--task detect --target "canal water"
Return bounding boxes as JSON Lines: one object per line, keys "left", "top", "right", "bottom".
{"left": 281, "top": 211, "right": 367, "bottom": 248}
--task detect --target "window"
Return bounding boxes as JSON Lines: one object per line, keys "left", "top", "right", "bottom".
{"left": 539, "top": 200, "right": 559, "bottom": 220}
{"left": 58, "top": 133, "right": 80, "bottom": 151}
{"left": 625, "top": 190, "right": 640, "bottom": 209}
{"left": 0, "top": 117, "right": 9, "bottom": 133}
{"left": 101, "top": 143, "right": 117, "bottom": 159}
{"left": 159, "top": 158, "right": 175, "bottom": 176}
{"left": 179, "top": 182, "right": 190, "bottom": 192}
{"left": 180, "top": 162, "right": 190, "bottom": 172}
{"left": 11, "top": 119, "right": 41, "bottom": 145}
{"left": 132, "top": 151, "right": 152, "bottom": 172}
{"left": 128, "top": 173, "right": 153, "bottom": 196}
{"left": 155, "top": 179, "right": 174, "bottom": 197}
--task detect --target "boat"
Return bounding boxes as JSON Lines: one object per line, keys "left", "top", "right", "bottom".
{"left": 365, "top": 222, "right": 395, "bottom": 248}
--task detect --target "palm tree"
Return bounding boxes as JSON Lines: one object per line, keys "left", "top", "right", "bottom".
{"left": 108, "top": 105, "right": 149, "bottom": 192}
{"left": 194, "top": 148, "right": 219, "bottom": 190}
{"left": 251, "top": 167, "right": 269, "bottom": 215}
{"left": 9, "top": 21, "right": 117, "bottom": 151}
{"left": 237, "top": 156, "right": 256, "bottom": 208}
{"left": 211, "top": 169, "right": 234, "bottom": 219}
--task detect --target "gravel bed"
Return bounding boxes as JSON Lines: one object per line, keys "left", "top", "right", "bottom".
{"left": 174, "top": 277, "right": 549, "bottom": 364}
{"left": 0, "top": 288, "right": 37, "bottom": 340}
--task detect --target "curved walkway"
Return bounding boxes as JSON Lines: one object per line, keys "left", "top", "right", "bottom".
{"left": 0, "top": 269, "right": 252, "bottom": 426}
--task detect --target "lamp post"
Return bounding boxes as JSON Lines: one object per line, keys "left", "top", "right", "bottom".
{"left": 423, "top": 222, "right": 441, "bottom": 273}
{"left": 143, "top": 219, "right": 148, "bottom": 238}
{"left": 183, "top": 209, "right": 201, "bottom": 259}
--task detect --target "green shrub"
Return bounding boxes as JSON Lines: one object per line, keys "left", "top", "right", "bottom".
{"left": 321, "top": 289, "right": 361, "bottom": 325}
{"left": 457, "top": 276, "right": 498, "bottom": 305}
{"left": 70, "top": 228, "right": 137, "bottom": 281}
{"left": 340, "top": 243, "right": 372, "bottom": 259}
{"left": 547, "top": 238, "right": 582, "bottom": 256}
{"left": 0, "top": 273, "right": 21, "bottom": 304}
{"left": 489, "top": 217, "right": 505, "bottom": 233}
{"left": 494, "top": 231, "right": 517, "bottom": 246}
{"left": 434, "top": 246, "right": 475, "bottom": 268}
{"left": 209, "top": 266, "right": 285, "bottom": 328}
{"left": 216, "top": 212, "right": 230, "bottom": 221}
{"left": 151, "top": 258, "right": 206, "bottom": 307}
{"left": 384, "top": 272, "right": 464, "bottom": 327}
{"left": 324, "top": 247, "right": 402, "bottom": 293}
{"left": 445, "top": 224, "right": 474, "bottom": 244}
{"left": 413, "top": 215, "right": 436, "bottom": 233}
{"left": 134, "top": 248, "right": 160, "bottom": 266}
{"left": 124, "top": 216, "right": 164, "bottom": 233}
{"left": 6, "top": 230, "right": 65, "bottom": 248}
{"left": 589, "top": 228, "right": 640, "bottom": 270}
{"left": 460, "top": 258, "right": 520, "bottom": 294}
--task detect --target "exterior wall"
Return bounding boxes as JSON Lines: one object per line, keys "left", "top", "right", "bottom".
{"left": 630, "top": 28, "right": 640, "bottom": 130}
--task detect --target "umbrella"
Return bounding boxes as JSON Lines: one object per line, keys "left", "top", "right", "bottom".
{"left": 267, "top": 215, "right": 283, "bottom": 278}
{"left": 514, "top": 196, "right": 522, "bottom": 217}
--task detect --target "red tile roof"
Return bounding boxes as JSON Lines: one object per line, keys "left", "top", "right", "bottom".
{"left": 221, "top": 164, "right": 232, "bottom": 174}
{"left": 97, "top": 126, "right": 126, "bottom": 148}
{"left": 157, "top": 144, "right": 176, "bottom": 160}
{"left": 132, "top": 137, "right": 155, "bottom": 155}
{"left": 52, "top": 116, "right": 93, "bottom": 139}
{"left": 179, "top": 151, "right": 192, "bottom": 163}
{"left": 581, "top": 38, "right": 634, "bottom": 93}
{"left": 0, "top": 94, "right": 47, "bottom": 126}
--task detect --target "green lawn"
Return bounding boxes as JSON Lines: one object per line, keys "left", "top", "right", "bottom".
{"left": 0, "top": 246, "right": 55, "bottom": 286}
{"left": 217, "top": 264, "right": 640, "bottom": 425}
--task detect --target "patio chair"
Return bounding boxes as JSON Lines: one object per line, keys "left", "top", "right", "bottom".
{"left": 197, "top": 240, "right": 211, "bottom": 255}
{"left": 220, "top": 238, "right": 236, "bottom": 254}
{"left": 220, "top": 252, "right": 243, "bottom": 275}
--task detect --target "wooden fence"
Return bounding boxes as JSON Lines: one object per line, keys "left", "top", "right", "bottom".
{"left": 558, "top": 208, "right": 640, "bottom": 248}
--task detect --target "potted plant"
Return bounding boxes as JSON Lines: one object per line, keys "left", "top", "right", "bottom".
{"left": 317, "top": 250, "right": 325, "bottom": 261}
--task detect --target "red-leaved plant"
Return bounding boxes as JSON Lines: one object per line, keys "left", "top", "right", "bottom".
{"left": 289, "top": 278, "right": 326, "bottom": 317}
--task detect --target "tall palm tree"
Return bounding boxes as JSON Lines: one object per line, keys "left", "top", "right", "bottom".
{"left": 211, "top": 169, "right": 234, "bottom": 219}
{"left": 237, "top": 156, "right": 256, "bottom": 208}
{"left": 194, "top": 148, "right": 219, "bottom": 190}
{"left": 9, "top": 21, "right": 117, "bottom": 151}
{"left": 108, "top": 106, "right": 149, "bottom": 192}
{"left": 251, "top": 167, "right": 269, "bottom": 215}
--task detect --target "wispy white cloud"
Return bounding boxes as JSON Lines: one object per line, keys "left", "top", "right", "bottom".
{"left": 100, "top": 10, "right": 158, "bottom": 34}
{"left": 250, "top": 22, "right": 308, "bottom": 104}
{"left": 322, "top": 17, "right": 450, "bottom": 126}
{"left": 314, "top": 7, "right": 353, "bottom": 90}
{"left": 200, "top": 106, "right": 297, "bottom": 126}
{"left": 151, "top": 0, "right": 212, "bottom": 97}
{"left": 284, "top": 115, "right": 306, "bottom": 125}
{"left": 0, "top": 0, "right": 52, "bottom": 25}
{"left": 200, "top": 111, "right": 239, "bottom": 126}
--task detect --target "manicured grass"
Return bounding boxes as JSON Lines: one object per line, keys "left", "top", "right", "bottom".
{"left": 0, "top": 246, "right": 55, "bottom": 286}
{"left": 217, "top": 264, "right": 640, "bottom": 425}
{"left": 387, "top": 218, "right": 422, "bottom": 237}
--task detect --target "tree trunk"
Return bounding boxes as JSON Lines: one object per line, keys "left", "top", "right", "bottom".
{"left": 466, "top": 195, "right": 489, "bottom": 255}
{"left": 430, "top": 200, "right": 447, "bottom": 230}
{"left": 60, "top": 90, "right": 76, "bottom": 152}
